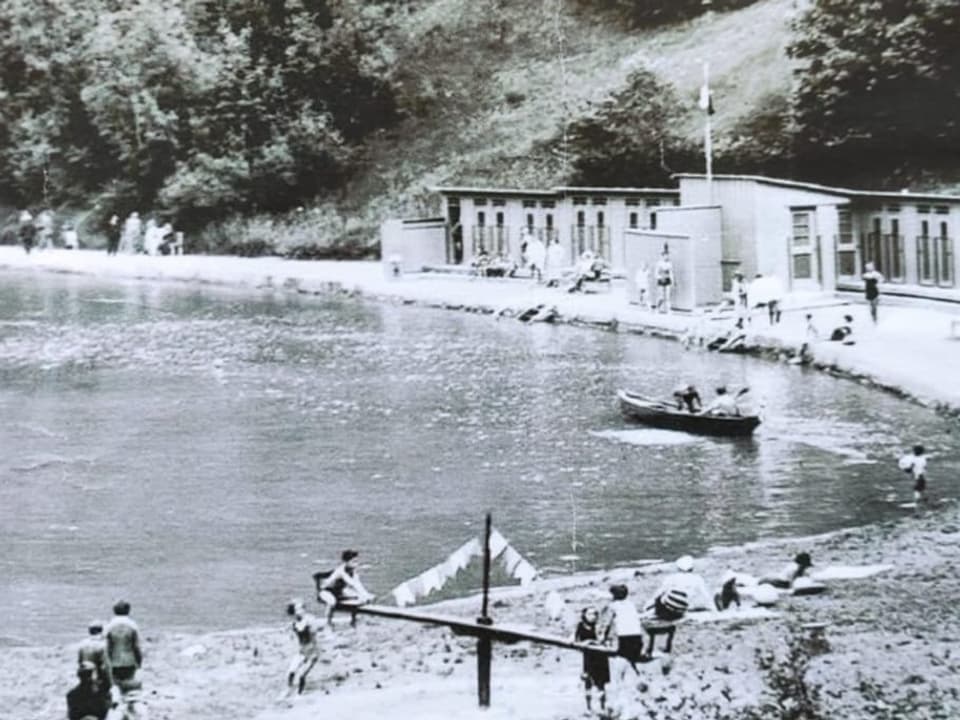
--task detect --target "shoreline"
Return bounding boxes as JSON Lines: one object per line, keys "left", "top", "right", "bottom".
{"left": 3, "top": 248, "right": 960, "bottom": 718}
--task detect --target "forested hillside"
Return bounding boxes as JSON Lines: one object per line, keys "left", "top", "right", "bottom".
{"left": 1, "top": 0, "right": 958, "bottom": 254}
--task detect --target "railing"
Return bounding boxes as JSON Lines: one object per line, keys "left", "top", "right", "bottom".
{"left": 471, "top": 226, "right": 511, "bottom": 257}
{"left": 916, "top": 235, "right": 954, "bottom": 287}
{"left": 859, "top": 233, "right": 905, "bottom": 282}
{"left": 569, "top": 225, "right": 610, "bottom": 264}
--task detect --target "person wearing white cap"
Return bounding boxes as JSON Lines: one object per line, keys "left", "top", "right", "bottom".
{"left": 645, "top": 556, "right": 713, "bottom": 616}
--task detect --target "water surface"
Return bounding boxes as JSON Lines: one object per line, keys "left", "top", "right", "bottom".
{"left": 1, "top": 271, "right": 955, "bottom": 644}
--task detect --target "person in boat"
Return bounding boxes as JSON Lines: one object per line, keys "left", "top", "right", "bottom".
{"left": 672, "top": 384, "right": 702, "bottom": 413}
{"left": 315, "top": 549, "right": 375, "bottom": 627}
{"left": 702, "top": 386, "right": 740, "bottom": 416}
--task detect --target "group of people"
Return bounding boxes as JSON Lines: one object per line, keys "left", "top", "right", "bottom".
{"left": 571, "top": 552, "right": 816, "bottom": 713}
{"left": 283, "top": 550, "right": 375, "bottom": 697}
{"left": 66, "top": 601, "right": 144, "bottom": 720}
{"left": 632, "top": 248, "right": 675, "bottom": 313}
{"left": 671, "top": 383, "right": 743, "bottom": 416}
{"left": 15, "top": 209, "right": 77, "bottom": 254}
{"left": 105, "top": 212, "right": 180, "bottom": 256}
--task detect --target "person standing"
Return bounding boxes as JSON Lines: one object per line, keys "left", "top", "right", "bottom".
{"left": 78, "top": 620, "right": 112, "bottom": 695}
{"left": 862, "top": 262, "right": 884, "bottom": 324}
{"left": 105, "top": 600, "right": 142, "bottom": 690}
{"left": 106, "top": 215, "right": 121, "bottom": 255}
{"left": 899, "top": 444, "right": 928, "bottom": 504}
{"left": 285, "top": 599, "right": 323, "bottom": 696}
{"left": 121, "top": 212, "right": 142, "bottom": 254}
{"left": 315, "top": 549, "right": 374, "bottom": 628}
{"left": 573, "top": 606, "right": 609, "bottom": 713}
{"left": 18, "top": 210, "right": 35, "bottom": 254}
{"left": 545, "top": 237, "right": 565, "bottom": 287}
{"left": 655, "top": 249, "right": 674, "bottom": 313}
{"left": 603, "top": 584, "right": 646, "bottom": 678}
{"left": 633, "top": 262, "right": 651, "bottom": 308}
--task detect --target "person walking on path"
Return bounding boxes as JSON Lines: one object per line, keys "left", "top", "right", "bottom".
{"left": 105, "top": 600, "right": 142, "bottom": 690}
{"left": 78, "top": 620, "right": 112, "bottom": 695}
{"left": 573, "top": 606, "right": 609, "bottom": 713}
{"left": 315, "top": 549, "right": 375, "bottom": 628}
{"left": 18, "top": 210, "right": 36, "bottom": 254}
{"left": 862, "top": 262, "right": 884, "bottom": 324}
{"left": 285, "top": 599, "right": 323, "bottom": 696}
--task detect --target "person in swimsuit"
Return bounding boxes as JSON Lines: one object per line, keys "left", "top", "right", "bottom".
{"left": 286, "top": 599, "right": 323, "bottom": 695}
{"left": 862, "top": 262, "right": 884, "bottom": 324}
{"left": 573, "top": 606, "right": 610, "bottom": 712}
{"left": 315, "top": 549, "right": 374, "bottom": 628}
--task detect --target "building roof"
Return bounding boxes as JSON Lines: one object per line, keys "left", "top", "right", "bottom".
{"left": 431, "top": 185, "right": 678, "bottom": 197}
{"left": 675, "top": 173, "right": 960, "bottom": 204}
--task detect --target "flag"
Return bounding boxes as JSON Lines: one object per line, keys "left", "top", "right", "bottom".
{"left": 698, "top": 85, "right": 715, "bottom": 116}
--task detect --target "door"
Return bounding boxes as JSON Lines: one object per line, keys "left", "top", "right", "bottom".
{"left": 790, "top": 210, "right": 821, "bottom": 290}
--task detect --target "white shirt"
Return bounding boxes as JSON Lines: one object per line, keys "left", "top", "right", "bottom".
{"left": 900, "top": 454, "right": 927, "bottom": 478}
{"left": 608, "top": 599, "right": 642, "bottom": 636}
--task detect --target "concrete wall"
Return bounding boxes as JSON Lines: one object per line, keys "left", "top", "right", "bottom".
{"left": 380, "top": 218, "right": 447, "bottom": 271}
{"left": 624, "top": 226, "right": 722, "bottom": 311}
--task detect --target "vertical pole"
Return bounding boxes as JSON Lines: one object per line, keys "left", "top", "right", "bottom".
{"left": 703, "top": 60, "right": 713, "bottom": 204}
{"left": 477, "top": 512, "right": 493, "bottom": 707}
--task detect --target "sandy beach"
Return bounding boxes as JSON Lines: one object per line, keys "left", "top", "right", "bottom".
{"left": 2, "top": 247, "right": 959, "bottom": 719}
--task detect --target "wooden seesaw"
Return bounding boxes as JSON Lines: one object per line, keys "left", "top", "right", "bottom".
{"left": 334, "top": 514, "right": 617, "bottom": 708}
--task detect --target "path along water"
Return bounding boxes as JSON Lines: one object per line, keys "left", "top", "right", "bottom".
{"left": 1, "top": 270, "right": 956, "bottom": 645}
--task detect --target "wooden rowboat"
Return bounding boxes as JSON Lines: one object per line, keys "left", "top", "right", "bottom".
{"left": 617, "top": 389, "right": 761, "bottom": 437}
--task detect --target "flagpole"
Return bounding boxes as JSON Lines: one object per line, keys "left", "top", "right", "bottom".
{"left": 703, "top": 59, "right": 713, "bottom": 203}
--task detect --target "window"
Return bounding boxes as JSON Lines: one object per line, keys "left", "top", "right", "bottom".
{"left": 591, "top": 197, "right": 607, "bottom": 206}
{"left": 447, "top": 197, "right": 460, "bottom": 207}
{"left": 545, "top": 214, "right": 554, "bottom": 229}
{"left": 540, "top": 200, "right": 556, "bottom": 209}
{"left": 477, "top": 211, "right": 485, "bottom": 226}
{"left": 891, "top": 219, "right": 899, "bottom": 237}
{"left": 941, "top": 221, "right": 949, "bottom": 238}
{"left": 576, "top": 211, "right": 585, "bottom": 227}
{"left": 495, "top": 212, "right": 504, "bottom": 227}
{"left": 522, "top": 200, "right": 537, "bottom": 208}
{"left": 935, "top": 205, "right": 950, "bottom": 215}
{"left": 491, "top": 199, "right": 506, "bottom": 207}
{"left": 672, "top": 197, "right": 681, "bottom": 206}
{"left": 473, "top": 197, "right": 487, "bottom": 206}
{"left": 646, "top": 198, "right": 661, "bottom": 208}
{"left": 573, "top": 197, "right": 587, "bottom": 206}
{"left": 526, "top": 213, "right": 534, "bottom": 230}
{"left": 629, "top": 212, "right": 638, "bottom": 229}
{"left": 837, "top": 209, "right": 853, "bottom": 244}
{"left": 886, "top": 204, "right": 901, "bottom": 213}
{"left": 918, "top": 205, "right": 930, "bottom": 214}
{"left": 625, "top": 198, "right": 641, "bottom": 207}
{"left": 792, "top": 212, "right": 811, "bottom": 247}
{"left": 921, "top": 220, "right": 929, "bottom": 237}
{"left": 597, "top": 211, "right": 605, "bottom": 226}
{"left": 650, "top": 212, "right": 657, "bottom": 230}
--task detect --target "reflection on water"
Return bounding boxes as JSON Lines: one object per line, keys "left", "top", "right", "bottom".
{"left": 0, "top": 271, "right": 956, "bottom": 644}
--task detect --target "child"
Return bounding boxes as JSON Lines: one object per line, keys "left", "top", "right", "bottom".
{"left": 573, "top": 607, "right": 609, "bottom": 713}
{"left": 286, "top": 599, "right": 322, "bottom": 696}
{"left": 899, "top": 445, "right": 928, "bottom": 504}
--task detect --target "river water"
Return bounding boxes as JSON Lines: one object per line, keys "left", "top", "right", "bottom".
{"left": 1, "top": 270, "right": 956, "bottom": 645}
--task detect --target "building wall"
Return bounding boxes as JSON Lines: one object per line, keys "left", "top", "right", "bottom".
{"left": 380, "top": 218, "right": 447, "bottom": 270}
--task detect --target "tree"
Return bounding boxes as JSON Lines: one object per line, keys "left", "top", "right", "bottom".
{"left": 788, "top": 0, "right": 960, "bottom": 185}
{"left": 563, "top": 68, "right": 696, "bottom": 187}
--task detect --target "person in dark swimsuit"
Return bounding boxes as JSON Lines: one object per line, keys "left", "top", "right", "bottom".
{"left": 573, "top": 606, "right": 610, "bottom": 712}
{"left": 862, "top": 262, "right": 884, "bottom": 324}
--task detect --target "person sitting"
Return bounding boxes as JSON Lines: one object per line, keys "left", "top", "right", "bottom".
{"left": 315, "top": 549, "right": 375, "bottom": 628}
{"left": 829, "top": 315, "right": 855, "bottom": 344}
{"left": 714, "top": 574, "right": 742, "bottom": 611}
{"left": 702, "top": 386, "right": 740, "bottom": 416}
{"left": 471, "top": 249, "right": 491, "bottom": 277}
{"left": 761, "top": 552, "right": 813, "bottom": 590}
{"left": 672, "top": 384, "right": 702, "bottom": 413}
{"left": 645, "top": 556, "right": 712, "bottom": 614}
{"left": 706, "top": 318, "right": 748, "bottom": 353}
{"left": 66, "top": 661, "right": 111, "bottom": 720}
